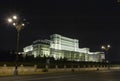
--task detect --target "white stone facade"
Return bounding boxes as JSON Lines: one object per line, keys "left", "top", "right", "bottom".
{"left": 23, "top": 34, "right": 105, "bottom": 62}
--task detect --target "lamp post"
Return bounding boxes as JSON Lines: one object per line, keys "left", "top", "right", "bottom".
{"left": 101, "top": 44, "right": 111, "bottom": 69}
{"left": 7, "top": 15, "right": 25, "bottom": 75}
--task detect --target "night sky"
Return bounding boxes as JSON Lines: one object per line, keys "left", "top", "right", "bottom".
{"left": 0, "top": 0, "right": 120, "bottom": 62}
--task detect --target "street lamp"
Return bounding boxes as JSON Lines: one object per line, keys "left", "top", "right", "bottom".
{"left": 101, "top": 45, "right": 111, "bottom": 51}
{"left": 7, "top": 15, "right": 26, "bottom": 75}
{"left": 101, "top": 44, "right": 111, "bottom": 69}
{"left": 101, "top": 44, "right": 111, "bottom": 61}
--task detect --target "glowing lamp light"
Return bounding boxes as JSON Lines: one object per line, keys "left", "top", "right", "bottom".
{"left": 13, "top": 15, "right": 17, "bottom": 20}
{"left": 101, "top": 46, "right": 105, "bottom": 49}
{"left": 13, "top": 23, "right": 16, "bottom": 26}
{"left": 22, "top": 23, "right": 25, "bottom": 26}
{"left": 101, "top": 44, "right": 111, "bottom": 51}
{"left": 8, "top": 18, "right": 13, "bottom": 23}
{"left": 107, "top": 45, "right": 110, "bottom": 48}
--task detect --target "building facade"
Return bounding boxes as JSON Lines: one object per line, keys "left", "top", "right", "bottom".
{"left": 23, "top": 34, "right": 105, "bottom": 62}
{"left": 23, "top": 39, "right": 50, "bottom": 58}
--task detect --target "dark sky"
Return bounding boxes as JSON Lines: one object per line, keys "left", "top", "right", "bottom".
{"left": 0, "top": 0, "right": 120, "bottom": 62}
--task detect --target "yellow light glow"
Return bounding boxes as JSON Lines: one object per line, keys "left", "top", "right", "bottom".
{"left": 22, "top": 23, "right": 25, "bottom": 26}
{"left": 107, "top": 45, "right": 110, "bottom": 48}
{"left": 13, "top": 15, "right": 17, "bottom": 20}
{"left": 101, "top": 46, "right": 105, "bottom": 49}
{"left": 13, "top": 23, "right": 16, "bottom": 26}
{"left": 8, "top": 18, "right": 13, "bottom": 23}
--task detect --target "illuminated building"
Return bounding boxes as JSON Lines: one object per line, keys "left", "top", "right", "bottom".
{"left": 50, "top": 34, "right": 79, "bottom": 51}
{"left": 23, "top": 34, "right": 105, "bottom": 62}
{"left": 23, "top": 39, "right": 50, "bottom": 58}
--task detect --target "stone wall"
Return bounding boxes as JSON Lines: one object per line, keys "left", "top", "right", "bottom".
{"left": 0, "top": 64, "right": 120, "bottom": 76}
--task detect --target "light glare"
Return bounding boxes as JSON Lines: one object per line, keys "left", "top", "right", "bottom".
{"left": 107, "top": 45, "right": 110, "bottom": 48}
{"left": 101, "top": 46, "right": 105, "bottom": 49}
{"left": 13, "top": 15, "right": 17, "bottom": 20}
{"left": 13, "top": 23, "right": 16, "bottom": 26}
{"left": 8, "top": 18, "right": 13, "bottom": 23}
{"left": 22, "top": 23, "right": 25, "bottom": 26}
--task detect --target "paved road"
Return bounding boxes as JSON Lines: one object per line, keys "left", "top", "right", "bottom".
{"left": 0, "top": 70, "right": 120, "bottom": 81}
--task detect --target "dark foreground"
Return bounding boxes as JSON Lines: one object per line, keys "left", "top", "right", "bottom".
{"left": 0, "top": 70, "right": 120, "bottom": 81}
